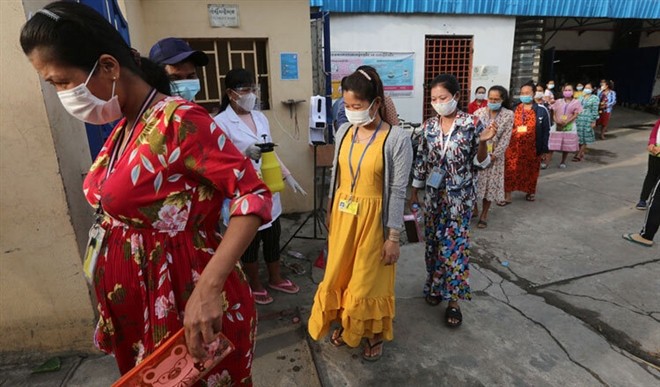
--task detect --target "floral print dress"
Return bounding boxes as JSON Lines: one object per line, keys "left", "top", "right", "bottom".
{"left": 83, "top": 96, "right": 272, "bottom": 385}
{"left": 576, "top": 95, "right": 599, "bottom": 145}
{"left": 505, "top": 105, "right": 541, "bottom": 195}
{"left": 413, "top": 111, "right": 486, "bottom": 301}
{"left": 474, "top": 107, "right": 513, "bottom": 203}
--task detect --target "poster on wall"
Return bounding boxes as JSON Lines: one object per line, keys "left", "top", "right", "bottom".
{"left": 280, "top": 52, "right": 299, "bottom": 81}
{"left": 331, "top": 51, "right": 415, "bottom": 98}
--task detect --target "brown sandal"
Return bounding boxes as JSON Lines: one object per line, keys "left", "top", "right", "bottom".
{"left": 362, "top": 339, "right": 383, "bottom": 361}
{"left": 330, "top": 328, "right": 345, "bottom": 347}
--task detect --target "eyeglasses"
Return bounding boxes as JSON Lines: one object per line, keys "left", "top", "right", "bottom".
{"left": 234, "top": 86, "right": 258, "bottom": 93}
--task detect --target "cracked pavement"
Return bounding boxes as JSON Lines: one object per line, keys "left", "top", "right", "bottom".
{"left": 306, "top": 107, "right": 660, "bottom": 386}
{"left": 2, "top": 108, "right": 657, "bottom": 386}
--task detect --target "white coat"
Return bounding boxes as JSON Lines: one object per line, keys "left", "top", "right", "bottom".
{"left": 214, "top": 106, "right": 282, "bottom": 229}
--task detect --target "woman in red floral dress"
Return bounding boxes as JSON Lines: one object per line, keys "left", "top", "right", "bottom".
{"left": 504, "top": 82, "right": 551, "bottom": 203}
{"left": 21, "top": 3, "right": 271, "bottom": 385}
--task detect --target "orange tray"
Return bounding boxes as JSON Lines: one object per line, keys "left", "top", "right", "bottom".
{"left": 112, "top": 328, "right": 234, "bottom": 386}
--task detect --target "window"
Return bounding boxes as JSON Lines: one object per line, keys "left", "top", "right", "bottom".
{"left": 186, "top": 39, "right": 270, "bottom": 115}
{"left": 423, "top": 36, "right": 473, "bottom": 120}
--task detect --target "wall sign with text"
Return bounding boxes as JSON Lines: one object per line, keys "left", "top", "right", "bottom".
{"left": 208, "top": 4, "right": 239, "bottom": 28}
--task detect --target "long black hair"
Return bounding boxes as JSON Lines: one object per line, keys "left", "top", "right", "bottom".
{"left": 341, "top": 65, "right": 388, "bottom": 123}
{"left": 219, "top": 68, "right": 255, "bottom": 113}
{"left": 489, "top": 85, "right": 511, "bottom": 109}
{"left": 20, "top": 1, "right": 170, "bottom": 95}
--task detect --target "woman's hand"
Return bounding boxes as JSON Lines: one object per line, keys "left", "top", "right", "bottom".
{"left": 284, "top": 175, "right": 307, "bottom": 196}
{"left": 648, "top": 144, "right": 655, "bottom": 153}
{"left": 183, "top": 214, "right": 260, "bottom": 361}
{"left": 409, "top": 189, "right": 421, "bottom": 210}
{"left": 184, "top": 277, "right": 224, "bottom": 362}
{"left": 381, "top": 240, "right": 400, "bottom": 266}
{"left": 479, "top": 126, "right": 496, "bottom": 142}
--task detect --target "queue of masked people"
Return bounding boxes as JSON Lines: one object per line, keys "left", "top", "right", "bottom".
{"left": 23, "top": 3, "right": 651, "bottom": 385}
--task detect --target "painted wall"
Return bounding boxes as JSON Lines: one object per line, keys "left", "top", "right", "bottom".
{"left": 122, "top": 0, "right": 315, "bottom": 213}
{"left": 329, "top": 14, "right": 516, "bottom": 123}
{"left": 0, "top": 0, "right": 96, "bottom": 361}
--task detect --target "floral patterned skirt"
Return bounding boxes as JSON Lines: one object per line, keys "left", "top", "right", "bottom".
{"left": 423, "top": 200, "right": 472, "bottom": 301}
{"left": 93, "top": 225, "right": 256, "bottom": 386}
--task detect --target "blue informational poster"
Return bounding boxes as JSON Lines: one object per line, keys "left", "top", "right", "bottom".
{"left": 280, "top": 52, "right": 299, "bottom": 81}
{"left": 331, "top": 51, "right": 415, "bottom": 97}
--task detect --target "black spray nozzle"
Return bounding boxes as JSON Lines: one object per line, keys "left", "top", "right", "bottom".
{"left": 256, "top": 134, "right": 276, "bottom": 152}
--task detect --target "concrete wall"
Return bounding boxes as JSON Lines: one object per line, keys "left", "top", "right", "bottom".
{"left": 330, "top": 14, "right": 516, "bottom": 123}
{"left": 122, "top": 0, "right": 315, "bottom": 213}
{"left": 0, "top": 0, "right": 96, "bottom": 361}
{"left": 545, "top": 30, "right": 614, "bottom": 51}
{"left": 639, "top": 32, "right": 660, "bottom": 48}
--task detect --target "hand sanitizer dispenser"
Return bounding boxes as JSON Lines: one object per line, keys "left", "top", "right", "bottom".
{"left": 309, "top": 95, "right": 326, "bottom": 145}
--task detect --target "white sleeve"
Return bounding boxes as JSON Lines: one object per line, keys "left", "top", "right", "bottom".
{"left": 473, "top": 153, "right": 491, "bottom": 169}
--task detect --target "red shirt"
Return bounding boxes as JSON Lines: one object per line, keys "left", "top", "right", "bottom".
{"left": 468, "top": 99, "right": 487, "bottom": 114}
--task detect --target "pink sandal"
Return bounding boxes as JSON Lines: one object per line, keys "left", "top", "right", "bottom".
{"left": 268, "top": 279, "right": 299, "bottom": 294}
{"left": 252, "top": 290, "right": 274, "bottom": 305}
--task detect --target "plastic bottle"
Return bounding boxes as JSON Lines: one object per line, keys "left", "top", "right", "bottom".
{"left": 411, "top": 203, "right": 424, "bottom": 242}
{"left": 256, "top": 135, "right": 285, "bottom": 192}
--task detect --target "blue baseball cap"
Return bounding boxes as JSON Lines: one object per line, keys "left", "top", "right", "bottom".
{"left": 149, "top": 38, "right": 209, "bottom": 66}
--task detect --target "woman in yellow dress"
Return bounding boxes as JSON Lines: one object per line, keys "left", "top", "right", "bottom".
{"left": 308, "top": 68, "right": 412, "bottom": 361}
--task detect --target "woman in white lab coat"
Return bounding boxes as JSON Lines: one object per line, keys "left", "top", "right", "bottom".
{"left": 215, "top": 68, "right": 307, "bottom": 304}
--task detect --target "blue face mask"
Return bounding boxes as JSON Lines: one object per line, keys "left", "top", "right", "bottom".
{"left": 488, "top": 102, "right": 502, "bottom": 111}
{"left": 519, "top": 95, "right": 533, "bottom": 104}
{"left": 171, "top": 79, "right": 201, "bottom": 101}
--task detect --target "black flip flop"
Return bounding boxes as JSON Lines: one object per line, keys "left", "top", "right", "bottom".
{"left": 425, "top": 294, "right": 441, "bottom": 306}
{"left": 362, "top": 339, "right": 384, "bottom": 362}
{"left": 445, "top": 306, "right": 463, "bottom": 328}
{"left": 477, "top": 220, "right": 488, "bottom": 229}
{"left": 330, "top": 328, "right": 346, "bottom": 347}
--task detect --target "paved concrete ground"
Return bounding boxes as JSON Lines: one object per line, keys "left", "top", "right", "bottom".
{"left": 1, "top": 107, "right": 658, "bottom": 386}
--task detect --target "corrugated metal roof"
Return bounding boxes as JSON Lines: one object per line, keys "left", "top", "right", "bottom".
{"left": 310, "top": 0, "right": 660, "bottom": 19}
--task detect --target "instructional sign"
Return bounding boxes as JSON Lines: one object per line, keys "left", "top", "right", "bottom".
{"left": 208, "top": 4, "right": 239, "bottom": 28}
{"left": 280, "top": 52, "right": 299, "bottom": 80}
{"left": 331, "top": 51, "right": 415, "bottom": 98}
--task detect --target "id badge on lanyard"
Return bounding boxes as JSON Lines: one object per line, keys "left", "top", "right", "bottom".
{"left": 83, "top": 88, "right": 157, "bottom": 283}
{"left": 338, "top": 121, "right": 383, "bottom": 216}
{"left": 518, "top": 108, "right": 528, "bottom": 133}
{"left": 83, "top": 215, "right": 106, "bottom": 283}
{"left": 427, "top": 121, "right": 454, "bottom": 190}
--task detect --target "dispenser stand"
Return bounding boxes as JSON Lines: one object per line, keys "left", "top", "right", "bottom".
{"left": 279, "top": 143, "right": 331, "bottom": 253}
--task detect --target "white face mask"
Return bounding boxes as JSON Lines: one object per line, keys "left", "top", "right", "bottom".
{"left": 57, "top": 60, "right": 122, "bottom": 125}
{"left": 475, "top": 93, "right": 486, "bottom": 100}
{"left": 233, "top": 91, "right": 257, "bottom": 112}
{"left": 548, "top": 84, "right": 555, "bottom": 90}
{"left": 345, "top": 100, "right": 375, "bottom": 126}
{"left": 534, "top": 92, "right": 544, "bottom": 100}
{"left": 432, "top": 97, "right": 458, "bottom": 116}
